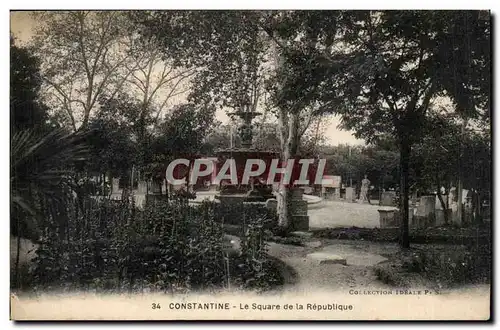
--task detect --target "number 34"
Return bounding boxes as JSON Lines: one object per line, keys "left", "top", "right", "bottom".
{"left": 152, "top": 303, "right": 161, "bottom": 309}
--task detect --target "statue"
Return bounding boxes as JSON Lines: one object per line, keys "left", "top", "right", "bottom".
{"left": 359, "top": 174, "right": 371, "bottom": 204}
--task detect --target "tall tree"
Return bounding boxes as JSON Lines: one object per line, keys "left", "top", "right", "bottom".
{"left": 304, "top": 11, "right": 490, "bottom": 247}
{"left": 135, "top": 11, "right": 337, "bottom": 231}
{"left": 31, "top": 11, "right": 139, "bottom": 131}
{"left": 412, "top": 110, "right": 491, "bottom": 224}
{"left": 10, "top": 38, "right": 51, "bottom": 135}
{"left": 122, "top": 35, "right": 196, "bottom": 140}
{"left": 137, "top": 10, "right": 490, "bottom": 237}
{"left": 143, "top": 102, "right": 216, "bottom": 188}
{"left": 86, "top": 95, "right": 140, "bottom": 179}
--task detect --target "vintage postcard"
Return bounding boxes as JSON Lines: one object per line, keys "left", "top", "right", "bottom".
{"left": 9, "top": 9, "right": 491, "bottom": 321}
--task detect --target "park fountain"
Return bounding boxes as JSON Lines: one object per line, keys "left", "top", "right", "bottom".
{"left": 107, "top": 107, "right": 323, "bottom": 212}
{"left": 214, "top": 110, "right": 277, "bottom": 204}
{"left": 189, "top": 108, "right": 323, "bottom": 231}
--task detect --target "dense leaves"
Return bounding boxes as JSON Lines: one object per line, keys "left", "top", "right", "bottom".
{"left": 321, "top": 143, "right": 400, "bottom": 191}
{"left": 10, "top": 39, "right": 52, "bottom": 135}
{"left": 11, "top": 11, "right": 491, "bottom": 292}
{"left": 11, "top": 128, "right": 89, "bottom": 239}
{"left": 315, "top": 11, "right": 490, "bottom": 247}
{"left": 30, "top": 11, "right": 137, "bottom": 130}
{"left": 29, "top": 198, "right": 281, "bottom": 293}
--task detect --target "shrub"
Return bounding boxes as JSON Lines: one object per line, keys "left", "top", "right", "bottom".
{"left": 210, "top": 201, "right": 278, "bottom": 229}
{"left": 29, "top": 196, "right": 281, "bottom": 293}
{"left": 403, "top": 245, "right": 491, "bottom": 287}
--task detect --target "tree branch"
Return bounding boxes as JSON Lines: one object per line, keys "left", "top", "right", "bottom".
{"left": 298, "top": 108, "right": 315, "bottom": 138}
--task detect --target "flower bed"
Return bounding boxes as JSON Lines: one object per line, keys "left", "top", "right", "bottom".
{"left": 27, "top": 197, "right": 283, "bottom": 293}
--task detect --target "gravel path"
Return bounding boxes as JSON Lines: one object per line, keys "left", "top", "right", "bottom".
{"left": 309, "top": 200, "right": 381, "bottom": 229}
{"left": 266, "top": 240, "right": 395, "bottom": 293}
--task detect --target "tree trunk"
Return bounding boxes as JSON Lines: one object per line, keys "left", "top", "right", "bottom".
{"left": 121, "top": 177, "right": 130, "bottom": 201}
{"left": 80, "top": 112, "right": 90, "bottom": 131}
{"left": 276, "top": 111, "right": 300, "bottom": 234}
{"left": 446, "top": 182, "right": 450, "bottom": 210}
{"left": 436, "top": 190, "right": 449, "bottom": 225}
{"left": 399, "top": 138, "right": 411, "bottom": 248}
{"left": 456, "top": 119, "right": 467, "bottom": 225}
{"left": 436, "top": 177, "right": 449, "bottom": 225}
{"left": 475, "top": 190, "right": 482, "bottom": 224}
{"left": 457, "top": 179, "right": 463, "bottom": 225}
{"left": 277, "top": 147, "right": 290, "bottom": 231}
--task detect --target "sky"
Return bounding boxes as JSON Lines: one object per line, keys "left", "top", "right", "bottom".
{"left": 10, "top": 11, "right": 365, "bottom": 146}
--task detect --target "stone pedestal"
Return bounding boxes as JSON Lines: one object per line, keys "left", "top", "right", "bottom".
{"left": 289, "top": 200, "right": 309, "bottom": 231}
{"left": 358, "top": 188, "right": 369, "bottom": 204}
{"left": 435, "top": 195, "right": 445, "bottom": 209}
{"left": 378, "top": 207, "right": 399, "bottom": 228}
{"left": 290, "top": 215, "right": 309, "bottom": 231}
{"left": 345, "top": 187, "right": 355, "bottom": 203}
{"left": 112, "top": 178, "right": 120, "bottom": 194}
{"left": 451, "top": 203, "right": 469, "bottom": 226}
{"left": 418, "top": 196, "right": 436, "bottom": 216}
{"left": 289, "top": 188, "right": 309, "bottom": 231}
{"left": 290, "top": 188, "right": 304, "bottom": 199}
{"left": 380, "top": 191, "right": 397, "bottom": 206}
{"left": 264, "top": 189, "right": 309, "bottom": 231}
{"left": 413, "top": 195, "right": 436, "bottom": 228}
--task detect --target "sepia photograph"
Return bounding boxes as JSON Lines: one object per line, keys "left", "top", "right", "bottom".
{"left": 8, "top": 8, "right": 492, "bottom": 321}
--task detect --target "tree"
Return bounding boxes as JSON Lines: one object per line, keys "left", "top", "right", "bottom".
{"left": 31, "top": 11, "right": 139, "bottom": 131}
{"left": 10, "top": 38, "right": 77, "bottom": 287}
{"left": 120, "top": 35, "right": 196, "bottom": 141}
{"left": 138, "top": 11, "right": 490, "bottom": 236}
{"left": 411, "top": 112, "right": 461, "bottom": 223}
{"left": 319, "top": 143, "right": 399, "bottom": 192}
{"left": 155, "top": 103, "right": 216, "bottom": 158}
{"left": 204, "top": 122, "right": 240, "bottom": 152}
{"left": 253, "top": 122, "right": 281, "bottom": 152}
{"left": 412, "top": 110, "right": 491, "bottom": 224}
{"left": 299, "top": 116, "right": 331, "bottom": 157}
{"left": 10, "top": 38, "right": 51, "bottom": 135}
{"left": 86, "top": 95, "right": 140, "bottom": 180}
{"left": 295, "top": 11, "right": 490, "bottom": 247}
{"left": 11, "top": 128, "right": 89, "bottom": 287}
{"left": 136, "top": 11, "right": 336, "bottom": 231}
{"left": 144, "top": 103, "right": 216, "bottom": 189}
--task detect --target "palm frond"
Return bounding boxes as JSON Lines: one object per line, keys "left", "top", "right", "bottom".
{"left": 11, "top": 127, "right": 90, "bottom": 238}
